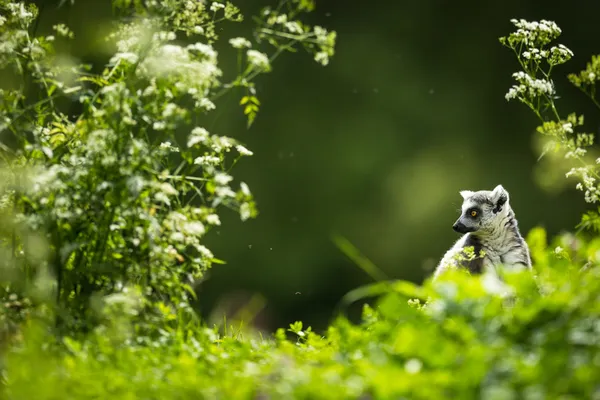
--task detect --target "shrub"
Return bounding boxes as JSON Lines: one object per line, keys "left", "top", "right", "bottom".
{"left": 0, "top": 0, "right": 336, "bottom": 333}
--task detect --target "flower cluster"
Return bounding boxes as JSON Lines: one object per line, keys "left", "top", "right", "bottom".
{"left": 502, "top": 20, "right": 600, "bottom": 213}
{"left": 501, "top": 19, "right": 574, "bottom": 109}
{"left": 0, "top": 0, "right": 333, "bottom": 333}
{"left": 257, "top": 7, "right": 336, "bottom": 67}
{"left": 501, "top": 19, "right": 562, "bottom": 48}
{"left": 505, "top": 71, "right": 554, "bottom": 101}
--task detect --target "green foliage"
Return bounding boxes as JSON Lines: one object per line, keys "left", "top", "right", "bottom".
{"left": 500, "top": 19, "right": 600, "bottom": 230}
{"left": 0, "top": 0, "right": 336, "bottom": 333}
{"left": 4, "top": 234, "right": 600, "bottom": 399}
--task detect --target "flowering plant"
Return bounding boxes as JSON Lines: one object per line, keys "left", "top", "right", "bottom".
{"left": 501, "top": 19, "right": 600, "bottom": 230}
{"left": 0, "top": 0, "right": 335, "bottom": 331}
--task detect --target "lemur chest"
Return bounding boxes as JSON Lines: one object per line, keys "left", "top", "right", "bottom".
{"left": 483, "top": 247, "right": 522, "bottom": 266}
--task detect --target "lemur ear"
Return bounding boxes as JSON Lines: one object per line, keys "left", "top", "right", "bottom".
{"left": 491, "top": 185, "right": 509, "bottom": 213}
{"left": 460, "top": 190, "right": 474, "bottom": 200}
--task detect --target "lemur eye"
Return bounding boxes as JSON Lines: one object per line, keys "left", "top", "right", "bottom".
{"left": 470, "top": 210, "right": 478, "bottom": 217}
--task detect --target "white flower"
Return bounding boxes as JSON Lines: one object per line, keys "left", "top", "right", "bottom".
{"left": 240, "top": 182, "right": 251, "bottom": 196}
{"left": 154, "top": 192, "right": 170, "bottom": 205}
{"left": 159, "top": 182, "right": 178, "bottom": 196}
{"left": 159, "top": 141, "right": 180, "bottom": 153}
{"left": 188, "top": 127, "right": 209, "bottom": 147}
{"left": 235, "top": 145, "right": 253, "bottom": 156}
{"left": 247, "top": 50, "right": 271, "bottom": 71}
{"left": 505, "top": 87, "right": 518, "bottom": 101}
{"left": 562, "top": 123, "right": 574, "bottom": 134}
{"left": 314, "top": 51, "right": 329, "bottom": 66}
{"left": 187, "top": 42, "right": 217, "bottom": 59}
{"left": 211, "top": 136, "right": 235, "bottom": 152}
{"left": 229, "top": 37, "right": 252, "bottom": 49}
{"left": 240, "top": 202, "right": 252, "bottom": 221}
{"left": 197, "top": 98, "right": 216, "bottom": 110}
{"left": 162, "top": 103, "right": 179, "bottom": 118}
{"left": 126, "top": 175, "right": 145, "bottom": 194}
{"left": 195, "top": 244, "right": 214, "bottom": 259}
{"left": 206, "top": 214, "right": 221, "bottom": 225}
{"left": 170, "top": 232, "right": 185, "bottom": 242}
{"left": 154, "top": 31, "right": 176, "bottom": 41}
{"left": 214, "top": 172, "right": 233, "bottom": 185}
{"left": 216, "top": 187, "right": 236, "bottom": 198}
{"left": 285, "top": 21, "right": 303, "bottom": 34}
{"left": 274, "top": 14, "right": 287, "bottom": 24}
{"left": 194, "top": 155, "right": 220, "bottom": 165}
{"left": 210, "top": 2, "right": 225, "bottom": 12}
{"left": 182, "top": 221, "right": 205, "bottom": 236}
{"left": 110, "top": 52, "right": 139, "bottom": 65}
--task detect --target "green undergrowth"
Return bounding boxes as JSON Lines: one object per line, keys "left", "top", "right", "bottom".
{"left": 3, "top": 228, "right": 600, "bottom": 399}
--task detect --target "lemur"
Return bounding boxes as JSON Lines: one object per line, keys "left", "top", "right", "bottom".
{"left": 433, "top": 184, "right": 531, "bottom": 281}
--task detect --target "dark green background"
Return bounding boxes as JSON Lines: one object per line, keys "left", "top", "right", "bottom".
{"left": 28, "top": 0, "right": 600, "bottom": 332}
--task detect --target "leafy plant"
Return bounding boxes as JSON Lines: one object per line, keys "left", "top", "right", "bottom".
{"left": 0, "top": 0, "right": 336, "bottom": 332}
{"left": 500, "top": 19, "right": 600, "bottom": 231}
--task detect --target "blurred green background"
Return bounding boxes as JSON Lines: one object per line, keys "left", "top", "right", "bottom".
{"left": 24, "top": 0, "right": 600, "bottom": 332}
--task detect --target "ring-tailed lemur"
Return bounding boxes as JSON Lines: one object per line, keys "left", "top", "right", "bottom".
{"left": 433, "top": 184, "right": 531, "bottom": 280}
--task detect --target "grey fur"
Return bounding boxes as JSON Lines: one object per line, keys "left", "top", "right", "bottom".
{"left": 433, "top": 185, "right": 532, "bottom": 280}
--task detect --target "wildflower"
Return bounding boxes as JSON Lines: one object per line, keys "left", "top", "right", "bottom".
{"left": 236, "top": 145, "right": 253, "bottom": 156}
{"left": 206, "top": 214, "right": 221, "bottom": 225}
{"left": 159, "top": 182, "right": 178, "bottom": 196}
{"left": 315, "top": 51, "right": 329, "bottom": 66}
{"left": 195, "top": 244, "right": 214, "bottom": 259}
{"left": 194, "top": 155, "right": 220, "bottom": 165}
{"left": 153, "top": 121, "right": 166, "bottom": 130}
{"left": 247, "top": 50, "right": 271, "bottom": 72}
{"left": 110, "top": 52, "right": 139, "bottom": 65}
{"left": 214, "top": 172, "right": 233, "bottom": 185}
{"left": 211, "top": 136, "right": 235, "bottom": 152}
{"left": 229, "top": 37, "right": 252, "bottom": 49}
{"left": 240, "top": 202, "right": 251, "bottom": 221}
{"left": 210, "top": 2, "right": 225, "bottom": 12}
{"left": 197, "top": 98, "right": 216, "bottom": 111}
{"left": 183, "top": 221, "right": 205, "bottom": 236}
{"left": 285, "top": 21, "right": 303, "bottom": 34}
{"left": 240, "top": 182, "right": 251, "bottom": 196}
{"left": 188, "top": 127, "right": 209, "bottom": 147}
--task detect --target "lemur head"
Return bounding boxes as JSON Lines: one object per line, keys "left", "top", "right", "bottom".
{"left": 452, "top": 185, "right": 510, "bottom": 235}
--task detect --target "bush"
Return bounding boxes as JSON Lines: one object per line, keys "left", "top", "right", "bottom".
{"left": 3, "top": 230, "right": 600, "bottom": 399}
{"left": 0, "top": 0, "right": 335, "bottom": 333}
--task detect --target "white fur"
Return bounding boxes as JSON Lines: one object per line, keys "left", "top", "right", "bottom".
{"left": 433, "top": 185, "right": 531, "bottom": 281}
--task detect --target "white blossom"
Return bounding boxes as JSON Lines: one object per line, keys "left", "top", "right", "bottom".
{"left": 240, "top": 182, "right": 251, "bottom": 196}
{"left": 188, "top": 127, "right": 209, "bottom": 147}
{"left": 247, "top": 50, "right": 271, "bottom": 71}
{"left": 236, "top": 145, "right": 253, "bottom": 156}
{"left": 206, "top": 214, "right": 221, "bottom": 225}
{"left": 210, "top": 2, "right": 225, "bottom": 12}
{"left": 214, "top": 172, "right": 233, "bottom": 185}
{"left": 194, "top": 155, "right": 220, "bottom": 165}
{"left": 182, "top": 221, "right": 205, "bottom": 236}
{"left": 229, "top": 37, "right": 252, "bottom": 49}
{"left": 110, "top": 52, "right": 139, "bottom": 65}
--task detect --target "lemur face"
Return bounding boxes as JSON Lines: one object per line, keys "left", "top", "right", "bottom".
{"left": 452, "top": 185, "right": 509, "bottom": 235}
